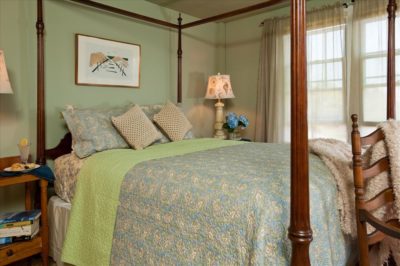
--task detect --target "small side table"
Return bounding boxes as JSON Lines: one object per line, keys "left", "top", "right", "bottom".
{"left": 0, "top": 156, "right": 49, "bottom": 266}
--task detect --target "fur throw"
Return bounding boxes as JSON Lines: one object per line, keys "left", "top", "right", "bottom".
{"left": 309, "top": 120, "right": 400, "bottom": 265}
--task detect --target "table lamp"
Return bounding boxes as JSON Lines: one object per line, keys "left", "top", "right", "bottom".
{"left": 0, "top": 50, "right": 13, "bottom": 94}
{"left": 205, "top": 73, "right": 235, "bottom": 139}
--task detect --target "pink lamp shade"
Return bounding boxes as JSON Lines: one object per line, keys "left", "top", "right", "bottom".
{"left": 205, "top": 73, "right": 234, "bottom": 100}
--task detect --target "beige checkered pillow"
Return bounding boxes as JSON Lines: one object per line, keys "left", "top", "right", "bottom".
{"left": 153, "top": 102, "right": 192, "bottom": 141}
{"left": 112, "top": 105, "right": 162, "bottom": 150}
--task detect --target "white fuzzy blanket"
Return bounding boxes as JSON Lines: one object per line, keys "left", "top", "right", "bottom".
{"left": 309, "top": 120, "right": 400, "bottom": 265}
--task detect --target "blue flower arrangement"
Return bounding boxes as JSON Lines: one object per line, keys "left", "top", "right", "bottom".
{"left": 223, "top": 112, "right": 249, "bottom": 133}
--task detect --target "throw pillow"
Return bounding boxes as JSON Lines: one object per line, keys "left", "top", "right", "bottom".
{"left": 153, "top": 101, "right": 192, "bottom": 141}
{"left": 112, "top": 105, "right": 162, "bottom": 150}
{"left": 140, "top": 104, "right": 195, "bottom": 143}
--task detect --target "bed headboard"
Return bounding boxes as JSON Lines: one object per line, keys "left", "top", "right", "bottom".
{"left": 45, "top": 133, "right": 72, "bottom": 160}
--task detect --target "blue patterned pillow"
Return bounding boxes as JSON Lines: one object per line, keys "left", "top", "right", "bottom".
{"left": 62, "top": 105, "right": 131, "bottom": 158}
{"left": 140, "top": 104, "right": 195, "bottom": 143}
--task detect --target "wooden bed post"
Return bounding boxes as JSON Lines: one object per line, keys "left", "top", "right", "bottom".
{"left": 36, "top": 0, "right": 45, "bottom": 165}
{"left": 289, "top": 0, "right": 312, "bottom": 265}
{"left": 387, "top": 0, "right": 397, "bottom": 119}
{"left": 177, "top": 14, "right": 182, "bottom": 104}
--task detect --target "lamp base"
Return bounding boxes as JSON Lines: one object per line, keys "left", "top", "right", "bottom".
{"left": 214, "top": 131, "right": 226, "bottom": 139}
{"left": 213, "top": 100, "right": 226, "bottom": 139}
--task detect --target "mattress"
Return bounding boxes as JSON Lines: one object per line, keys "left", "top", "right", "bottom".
{"left": 48, "top": 195, "right": 72, "bottom": 266}
{"left": 54, "top": 152, "right": 86, "bottom": 203}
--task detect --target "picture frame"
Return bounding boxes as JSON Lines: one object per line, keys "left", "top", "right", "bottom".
{"left": 75, "top": 34, "right": 141, "bottom": 88}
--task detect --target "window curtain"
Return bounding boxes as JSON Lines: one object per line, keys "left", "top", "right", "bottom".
{"left": 255, "top": 17, "right": 290, "bottom": 142}
{"left": 255, "top": 3, "right": 346, "bottom": 142}
{"left": 307, "top": 5, "right": 347, "bottom": 141}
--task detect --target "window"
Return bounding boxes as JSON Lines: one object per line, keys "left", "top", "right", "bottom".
{"left": 307, "top": 26, "right": 347, "bottom": 141}
{"left": 362, "top": 18, "right": 400, "bottom": 122}
{"left": 256, "top": 2, "right": 398, "bottom": 143}
{"left": 282, "top": 25, "right": 347, "bottom": 142}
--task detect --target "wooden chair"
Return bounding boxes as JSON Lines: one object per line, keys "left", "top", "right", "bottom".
{"left": 351, "top": 114, "right": 400, "bottom": 266}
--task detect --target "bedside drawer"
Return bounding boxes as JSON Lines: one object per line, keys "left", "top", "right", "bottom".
{"left": 0, "top": 236, "right": 42, "bottom": 266}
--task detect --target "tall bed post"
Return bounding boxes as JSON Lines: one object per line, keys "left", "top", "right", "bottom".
{"left": 36, "top": 0, "right": 45, "bottom": 165}
{"left": 387, "top": 0, "right": 397, "bottom": 119}
{"left": 289, "top": 0, "right": 312, "bottom": 265}
{"left": 177, "top": 14, "right": 182, "bottom": 104}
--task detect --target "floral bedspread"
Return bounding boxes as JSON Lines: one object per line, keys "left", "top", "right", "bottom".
{"left": 111, "top": 143, "right": 349, "bottom": 265}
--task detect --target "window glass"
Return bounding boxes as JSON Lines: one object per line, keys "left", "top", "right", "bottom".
{"left": 326, "top": 29, "right": 344, "bottom": 59}
{"left": 326, "top": 61, "right": 343, "bottom": 80}
{"left": 309, "top": 63, "right": 325, "bottom": 82}
{"left": 308, "top": 32, "right": 325, "bottom": 60}
{"left": 364, "top": 20, "right": 387, "bottom": 53}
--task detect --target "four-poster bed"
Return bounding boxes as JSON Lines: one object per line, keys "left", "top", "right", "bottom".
{"left": 33, "top": 0, "right": 397, "bottom": 265}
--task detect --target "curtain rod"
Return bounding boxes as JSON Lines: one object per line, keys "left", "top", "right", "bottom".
{"left": 259, "top": 0, "right": 355, "bottom": 27}
{"left": 343, "top": 0, "right": 355, "bottom": 8}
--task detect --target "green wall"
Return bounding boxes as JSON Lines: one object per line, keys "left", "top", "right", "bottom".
{"left": 0, "top": 0, "right": 36, "bottom": 212}
{"left": 0, "top": 0, "right": 36, "bottom": 158}
{"left": 0, "top": 0, "right": 220, "bottom": 211}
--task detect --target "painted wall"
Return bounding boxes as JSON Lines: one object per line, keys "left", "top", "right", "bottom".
{"left": 0, "top": 0, "right": 220, "bottom": 211}
{"left": 0, "top": 0, "right": 36, "bottom": 212}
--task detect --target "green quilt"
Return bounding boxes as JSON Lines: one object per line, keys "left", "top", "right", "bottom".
{"left": 62, "top": 138, "right": 241, "bottom": 266}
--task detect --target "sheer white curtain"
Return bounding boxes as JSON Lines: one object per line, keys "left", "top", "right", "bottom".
{"left": 255, "top": 17, "right": 290, "bottom": 142}
{"left": 255, "top": 3, "right": 346, "bottom": 142}
{"left": 306, "top": 6, "right": 347, "bottom": 141}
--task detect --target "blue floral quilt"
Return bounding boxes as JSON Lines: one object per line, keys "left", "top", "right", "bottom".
{"left": 111, "top": 143, "right": 349, "bottom": 265}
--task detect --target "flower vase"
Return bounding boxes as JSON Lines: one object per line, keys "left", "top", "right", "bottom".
{"left": 228, "top": 129, "right": 241, "bottom": 140}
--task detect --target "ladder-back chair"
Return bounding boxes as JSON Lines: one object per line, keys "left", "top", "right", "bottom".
{"left": 351, "top": 114, "right": 400, "bottom": 265}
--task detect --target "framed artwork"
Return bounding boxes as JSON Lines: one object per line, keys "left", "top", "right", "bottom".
{"left": 75, "top": 34, "right": 141, "bottom": 88}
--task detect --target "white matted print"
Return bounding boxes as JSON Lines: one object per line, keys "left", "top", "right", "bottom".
{"left": 76, "top": 34, "right": 140, "bottom": 88}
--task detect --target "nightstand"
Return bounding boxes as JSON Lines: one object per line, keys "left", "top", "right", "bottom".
{"left": 0, "top": 156, "right": 49, "bottom": 266}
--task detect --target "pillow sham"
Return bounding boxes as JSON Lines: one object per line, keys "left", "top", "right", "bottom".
{"left": 62, "top": 105, "right": 131, "bottom": 158}
{"left": 153, "top": 101, "right": 193, "bottom": 141}
{"left": 140, "top": 104, "right": 170, "bottom": 144}
{"left": 112, "top": 105, "right": 162, "bottom": 150}
{"left": 140, "top": 104, "right": 194, "bottom": 143}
